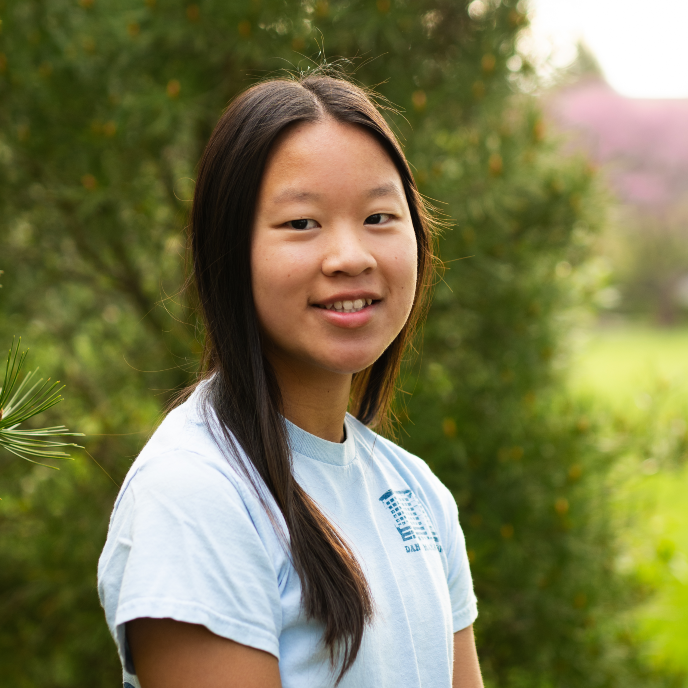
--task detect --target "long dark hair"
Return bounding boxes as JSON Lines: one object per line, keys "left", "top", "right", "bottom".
{"left": 182, "top": 73, "right": 435, "bottom": 681}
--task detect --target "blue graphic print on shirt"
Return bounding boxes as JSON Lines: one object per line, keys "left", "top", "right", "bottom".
{"left": 379, "top": 488, "right": 441, "bottom": 552}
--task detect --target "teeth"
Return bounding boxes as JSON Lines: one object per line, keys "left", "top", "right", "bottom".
{"left": 319, "top": 298, "right": 376, "bottom": 313}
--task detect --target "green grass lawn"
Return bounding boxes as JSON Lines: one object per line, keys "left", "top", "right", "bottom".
{"left": 568, "top": 324, "right": 688, "bottom": 415}
{"left": 567, "top": 324, "right": 688, "bottom": 679}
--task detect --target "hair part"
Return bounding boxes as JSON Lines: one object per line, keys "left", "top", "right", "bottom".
{"left": 179, "top": 71, "right": 436, "bottom": 682}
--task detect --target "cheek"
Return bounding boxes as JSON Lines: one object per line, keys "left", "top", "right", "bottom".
{"left": 251, "top": 239, "right": 284, "bottom": 334}
{"left": 251, "top": 246, "right": 272, "bottom": 310}
{"left": 250, "top": 238, "right": 311, "bottom": 335}
{"left": 387, "top": 235, "right": 419, "bottom": 312}
{"left": 253, "top": 242, "right": 312, "bottom": 290}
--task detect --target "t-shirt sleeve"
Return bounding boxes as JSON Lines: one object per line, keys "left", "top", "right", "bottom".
{"left": 97, "top": 450, "right": 283, "bottom": 674}
{"left": 440, "top": 486, "right": 478, "bottom": 632}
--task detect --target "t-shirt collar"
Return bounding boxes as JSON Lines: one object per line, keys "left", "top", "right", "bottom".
{"left": 285, "top": 415, "right": 356, "bottom": 466}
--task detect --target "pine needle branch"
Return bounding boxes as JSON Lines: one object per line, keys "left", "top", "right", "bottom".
{"left": 0, "top": 338, "right": 84, "bottom": 469}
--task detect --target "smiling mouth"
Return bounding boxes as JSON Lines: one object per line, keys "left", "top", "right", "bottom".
{"left": 315, "top": 298, "right": 375, "bottom": 313}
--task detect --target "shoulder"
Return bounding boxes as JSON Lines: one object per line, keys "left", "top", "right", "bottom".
{"left": 102, "top": 392, "right": 288, "bottom": 583}
{"left": 111, "top": 389, "right": 268, "bottom": 525}
{"left": 347, "top": 413, "right": 442, "bottom": 483}
{"left": 346, "top": 414, "right": 457, "bottom": 514}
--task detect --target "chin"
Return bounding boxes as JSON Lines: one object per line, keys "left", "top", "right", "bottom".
{"left": 318, "top": 350, "right": 386, "bottom": 376}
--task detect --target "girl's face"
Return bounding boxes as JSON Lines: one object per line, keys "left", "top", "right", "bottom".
{"left": 251, "top": 119, "right": 417, "bottom": 379}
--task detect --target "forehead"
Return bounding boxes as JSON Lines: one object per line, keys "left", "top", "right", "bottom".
{"left": 259, "top": 119, "right": 405, "bottom": 201}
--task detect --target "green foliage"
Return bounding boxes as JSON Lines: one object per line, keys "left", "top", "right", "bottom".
{"left": 568, "top": 325, "right": 688, "bottom": 683}
{"left": 601, "top": 205, "right": 688, "bottom": 325}
{"left": 0, "top": 339, "right": 82, "bottom": 465}
{"left": 0, "top": 458, "right": 116, "bottom": 686}
{"left": 397, "top": 89, "right": 660, "bottom": 685}
{"left": 622, "top": 463, "right": 688, "bottom": 680}
{"left": 0, "top": 0, "right": 675, "bottom": 685}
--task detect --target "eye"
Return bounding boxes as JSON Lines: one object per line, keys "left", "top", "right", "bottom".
{"left": 365, "top": 213, "right": 392, "bottom": 225}
{"left": 287, "top": 218, "right": 318, "bottom": 230}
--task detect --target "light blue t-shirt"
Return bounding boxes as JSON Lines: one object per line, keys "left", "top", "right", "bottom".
{"left": 98, "top": 389, "right": 478, "bottom": 688}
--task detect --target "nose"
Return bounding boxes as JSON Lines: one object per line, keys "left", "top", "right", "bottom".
{"left": 321, "top": 224, "right": 377, "bottom": 277}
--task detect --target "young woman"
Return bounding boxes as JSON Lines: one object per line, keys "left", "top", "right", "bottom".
{"left": 98, "top": 73, "right": 482, "bottom": 688}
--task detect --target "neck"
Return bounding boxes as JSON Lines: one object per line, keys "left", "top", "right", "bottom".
{"left": 267, "top": 353, "right": 351, "bottom": 443}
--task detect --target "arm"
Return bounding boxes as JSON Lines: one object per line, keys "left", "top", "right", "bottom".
{"left": 127, "top": 618, "right": 282, "bottom": 688}
{"left": 453, "top": 625, "right": 484, "bottom": 688}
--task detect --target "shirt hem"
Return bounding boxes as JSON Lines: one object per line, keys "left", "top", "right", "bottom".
{"left": 114, "top": 597, "right": 281, "bottom": 667}
{"left": 453, "top": 602, "right": 479, "bottom": 633}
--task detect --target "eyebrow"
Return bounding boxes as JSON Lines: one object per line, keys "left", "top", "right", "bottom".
{"left": 272, "top": 189, "right": 322, "bottom": 204}
{"left": 271, "top": 182, "right": 405, "bottom": 205}
{"left": 366, "top": 182, "right": 404, "bottom": 200}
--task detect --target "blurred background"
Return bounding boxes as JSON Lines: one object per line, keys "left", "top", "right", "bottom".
{"left": 0, "top": 0, "right": 686, "bottom": 686}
